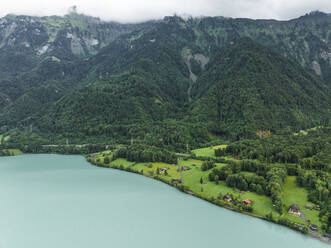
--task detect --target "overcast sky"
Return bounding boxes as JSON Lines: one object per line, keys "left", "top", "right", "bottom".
{"left": 0, "top": 0, "right": 330, "bottom": 23}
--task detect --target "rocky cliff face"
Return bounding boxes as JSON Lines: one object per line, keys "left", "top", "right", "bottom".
{"left": 0, "top": 11, "right": 330, "bottom": 79}
{"left": 0, "top": 13, "right": 154, "bottom": 116}
{"left": 0, "top": 13, "right": 153, "bottom": 61}
{"left": 165, "top": 11, "right": 331, "bottom": 83}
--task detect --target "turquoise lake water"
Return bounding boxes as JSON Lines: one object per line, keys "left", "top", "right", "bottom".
{"left": 0, "top": 154, "right": 328, "bottom": 248}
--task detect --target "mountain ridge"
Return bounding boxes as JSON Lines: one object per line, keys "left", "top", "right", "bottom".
{"left": 0, "top": 11, "right": 331, "bottom": 147}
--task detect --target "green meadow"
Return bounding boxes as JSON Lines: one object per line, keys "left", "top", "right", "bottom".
{"left": 283, "top": 176, "right": 321, "bottom": 229}
{"left": 1, "top": 149, "right": 23, "bottom": 156}
{"left": 91, "top": 149, "right": 281, "bottom": 220}
{"left": 88, "top": 141, "right": 328, "bottom": 234}
{"left": 0, "top": 135, "right": 10, "bottom": 144}
{"left": 191, "top": 145, "right": 227, "bottom": 157}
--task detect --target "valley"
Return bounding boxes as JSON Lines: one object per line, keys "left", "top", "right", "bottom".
{"left": 0, "top": 10, "right": 330, "bottom": 244}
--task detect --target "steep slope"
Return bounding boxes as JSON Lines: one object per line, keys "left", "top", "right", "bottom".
{"left": 37, "top": 36, "right": 331, "bottom": 144}
{"left": 38, "top": 69, "right": 185, "bottom": 135}
{"left": 37, "top": 22, "right": 194, "bottom": 136}
{"left": 191, "top": 38, "right": 331, "bottom": 138}
{"left": 183, "top": 11, "right": 331, "bottom": 83}
{"left": 0, "top": 12, "right": 154, "bottom": 121}
{"left": 1, "top": 12, "right": 331, "bottom": 146}
{"left": 0, "top": 13, "right": 156, "bottom": 131}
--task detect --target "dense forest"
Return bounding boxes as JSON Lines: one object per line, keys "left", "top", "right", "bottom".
{"left": 2, "top": 37, "right": 331, "bottom": 148}
{"left": 0, "top": 11, "right": 331, "bottom": 147}
{"left": 212, "top": 128, "right": 331, "bottom": 233}
{"left": 218, "top": 127, "right": 331, "bottom": 171}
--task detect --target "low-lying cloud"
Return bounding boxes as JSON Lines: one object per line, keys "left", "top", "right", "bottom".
{"left": 0, "top": 0, "right": 330, "bottom": 23}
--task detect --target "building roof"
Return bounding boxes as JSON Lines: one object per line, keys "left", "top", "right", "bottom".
{"left": 242, "top": 199, "right": 252, "bottom": 204}
{"left": 289, "top": 204, "right": 300, "bottom": 211}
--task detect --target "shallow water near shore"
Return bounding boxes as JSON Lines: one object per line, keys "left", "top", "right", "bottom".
{"left": 0, "top": 154, "right": 328, "bottom": 248}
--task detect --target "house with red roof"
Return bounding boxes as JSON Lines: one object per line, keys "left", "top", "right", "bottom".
{"left": 242, "top": 199, "right": 252, "bottom": 205}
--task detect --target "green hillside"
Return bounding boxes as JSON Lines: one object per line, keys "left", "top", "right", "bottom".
{"left": 191, "top": 38, "right": 331, "bottom": 138}
{"left": 0, "top": 12, "right": 331, "bottom": 147}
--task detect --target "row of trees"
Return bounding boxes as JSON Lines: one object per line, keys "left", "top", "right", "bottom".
{"left": 225, "top": 173, "right": 265, "bottom": 194}
{"left": 297, "top": 170, "right": 330, "bottom": 202}
{"left": 5, "top": 118, "right": 212, "bottom": 153}
{"left": 297, "top": 169, "right": 331, "bottom": 233}
{"left": 265, "top": 168, "right": 287, "bottom": 213}
{"left": 201, "top": 161, "right": 216, "bottom": 171}
{"left": 208, "top": 160, "right": 287, "bottom": 213}
{"left": 1, "top": 142, "right": 108, "bottom": 155}
{"left": 216, "top": 128, "right": 331, "bottom": 172}
{"left": 114, "top": 145, "right": 177, "bottom": 164}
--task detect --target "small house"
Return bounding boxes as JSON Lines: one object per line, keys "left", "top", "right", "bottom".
{"left": 242, "top": 199, "right": 252, "bottom": 205}
{"left": 159, "top": 168, "right": 168, "bottom": 174}
{"left": 294, "top": 224, "right": 305, "bottom": 231}
{"left": 171, "top": 179, "right": 180, "bottom": 184}
{"left": 309, "top": 224, "right": 318, "bottom": 231}
{"left": 182, "top": 166, "right": 190, "bottom": 171}
{"left": 223, "top": 195, "right": 232, "bottom": 202}
{"left": 288, "top": 204, "right": 301, "bottom": 216}
{"left": 306, "top": 204, "right": 313, "bottom": 210}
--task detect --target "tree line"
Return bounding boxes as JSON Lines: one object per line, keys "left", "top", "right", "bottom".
{"left": 208, "top": 160, "right": 287, "bottom": 213}
{"left": 113, "top": 145, "right": 177, "bottom": 164}
{"left": 216, "top": 128, "right": 331, "bottom": 172}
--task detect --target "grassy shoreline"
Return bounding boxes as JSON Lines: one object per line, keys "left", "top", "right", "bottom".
{"left": 0, "top": 148, "right": 329, "bottom": 244}
{"left": 86, "top": 152, "right": 330, "bottom": 244}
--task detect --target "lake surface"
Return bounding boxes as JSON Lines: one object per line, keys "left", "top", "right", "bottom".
{"left": 0, "top": 154, "right": 328, "bottom": 248}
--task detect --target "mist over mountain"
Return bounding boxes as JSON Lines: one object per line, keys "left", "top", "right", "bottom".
{"left": 1, "top": 0, "right": 331, "bottom": 22}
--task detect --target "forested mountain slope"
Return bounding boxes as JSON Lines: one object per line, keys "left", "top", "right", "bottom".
{"left": 191, "top": 38, "right": 331, "bottom": 138}
{"left": 0, "top": 12, "right": 154, "bottom": 125}
{"left": 0, "top": 11, "right": 331, "bottom": 146}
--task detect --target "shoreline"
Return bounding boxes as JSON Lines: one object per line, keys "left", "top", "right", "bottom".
{"left": 87, "top": 157, "right": 331, "bottom": 245}
{"left": 1, "top": 153, "right": 329, "bottom": 245}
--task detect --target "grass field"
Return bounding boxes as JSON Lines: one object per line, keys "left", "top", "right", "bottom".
{"left": 110, "top": 158, "right": 135, "bottom": 168}
{"left": 8, "top": 149, "right": 23, "bottom": 155}
{"left": 179, "top": 159, "right": 278, "bottom": 217}
{"left": 0, "top": 135, "right": 22, "bottom": 156}
{"left": 91, "top": 151, "right": 278, "bottom": 219}
{"left": 1, "top": 149, "right": 23, "bottom": 155}
{"left": 180, "top": 159, "right": 233, "bottom": 197}
{"left": 191, "top": 145, "right": 227, "bottom": 157}
{"left": 92, "top": 151, "right": 182, "bottom": 184}
{"left": 283, "top": 176, "right": 321, "bottom": 229}
{"left": 0, "top": 134, "right": 10, "bottom": 144}
{"left": 89, "top": 147, "right": 331, "bottom": 234}
{"left": 0, "top": 135, "right": 10, "bottom": 144}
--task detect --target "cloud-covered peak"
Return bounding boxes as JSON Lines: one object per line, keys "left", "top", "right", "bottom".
{"left": 0, "top": 0, "right": 330, "bottom": 23}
